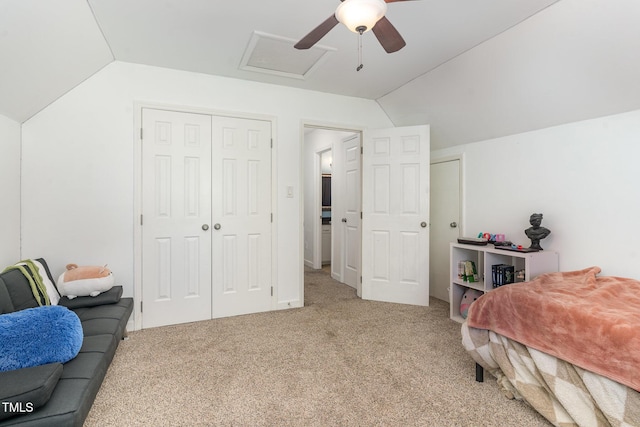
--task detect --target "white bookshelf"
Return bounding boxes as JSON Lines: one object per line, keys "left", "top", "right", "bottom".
{"left": 449, "top": 242, "right": 559, "bottom": 323}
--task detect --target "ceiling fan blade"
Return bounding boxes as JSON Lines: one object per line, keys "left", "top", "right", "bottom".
{"left": 372, "top": 16, "right": 406, "bottom": 53}
{"left": 294, "top": 14, "right": 340, "bottom": 50}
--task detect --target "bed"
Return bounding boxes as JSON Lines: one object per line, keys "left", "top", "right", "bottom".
{"left": 461, "top": 266, "right": 640, "bottom": 426}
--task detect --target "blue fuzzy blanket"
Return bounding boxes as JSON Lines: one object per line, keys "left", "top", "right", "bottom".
{"left": 0, "top": 305, "right": 83, "bottom": 372}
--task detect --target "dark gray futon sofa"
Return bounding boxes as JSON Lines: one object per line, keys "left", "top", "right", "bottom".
{"left": 0, "top": 258, "right": 133, "bottom": 426}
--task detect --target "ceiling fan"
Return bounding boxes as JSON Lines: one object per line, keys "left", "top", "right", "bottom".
{"left": 294, "top": 0, "right": 418, "bottom": 54}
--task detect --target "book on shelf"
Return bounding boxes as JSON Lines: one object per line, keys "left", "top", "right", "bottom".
{"left": 458, "top": 260, "right": 479, "bottom": 283}
{"left": 492, "top": 264, "right": 515, "bottom": 288}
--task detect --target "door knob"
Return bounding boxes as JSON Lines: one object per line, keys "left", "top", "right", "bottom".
{"left": 202, "top": 224, "right": 209, "bottom": 231}
{"left": 342, "top": 218, "right": 347, "bottom": 223}
{"left": 213, "top": 223, "right": 221, "bottom": 230}
{"left": 420, "top": 222, "right": 427, "bottom": 228}
{"left": 450, "top": 222, "right": 458, "bottom": 228}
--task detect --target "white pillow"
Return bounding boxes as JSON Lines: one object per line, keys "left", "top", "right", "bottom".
{"left": 56, "top": 273, "right": 114, "bottom": 299}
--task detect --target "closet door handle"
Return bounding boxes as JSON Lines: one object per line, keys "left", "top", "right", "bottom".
{"left": 213, "top": 223, "right": 221, "bottom": 230}
{"left": 202, "top": 224, "right": 209, "bottom": 231}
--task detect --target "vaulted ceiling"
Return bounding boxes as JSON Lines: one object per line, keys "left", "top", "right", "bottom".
{"left": 2, "top": 0, "right": 639, "bottom": 150}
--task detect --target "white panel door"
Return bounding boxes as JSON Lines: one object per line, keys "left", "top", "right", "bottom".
{"left": 141, "top": 108, "right": 212, "bottom": 328}
{"left": 211, "top": 116, "right": 272, "bottom": 318}
{"left": 362, "top": 126, "right": 430, "bottom": 306}
{"left": 429, "top": 159, "right": 460, "bottom": 302}
{"left": 341, "top": 134, "right": 361, "bottom": 288}
{"left": 330, "top": 145, "right": 344, "bottom": 283}
{"left": 331, "top": 134, "right": 361, "bottom": 289}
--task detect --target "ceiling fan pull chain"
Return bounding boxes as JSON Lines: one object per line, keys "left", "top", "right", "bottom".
{"left": 356, "top": 28, "right": 364, "bottom": 72}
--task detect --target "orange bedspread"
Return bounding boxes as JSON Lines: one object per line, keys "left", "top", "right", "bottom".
{"left": 467, "top": 266, "right": 640, "bottom": 391}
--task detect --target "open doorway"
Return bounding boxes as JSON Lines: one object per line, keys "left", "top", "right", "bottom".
{"left": 302, "top": 124, "right": 431, "bottom": 307}
{"left": 429, "top": 156, "right": 462, "bottom": 303}
{"left": 303, "top": 144, "right": 332, "bottom": 270}
{"left": 303, "top": 125, "right": 361, "bottom": 292}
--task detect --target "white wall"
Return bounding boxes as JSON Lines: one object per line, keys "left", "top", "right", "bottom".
{"left": 0, "top": 114, "right": 21, "bottom": 266}
{"left": 432, "top": 109, "right": 640, "bottom": 279}
{"left": 20, "top": 61, "right": 393, "bottom": 317}
{"left": 303, "top": 130, "right": 333, "bottom": 268}
{"left": 320, "top": 151, "right": 332, "bottom": 175}
{"left": 378, "top": 0, "right": 640, "bottom": 150}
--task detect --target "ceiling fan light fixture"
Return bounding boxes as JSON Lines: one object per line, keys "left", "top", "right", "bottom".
{"left": 335, "top": 0, "right": 388, "bottom": 34}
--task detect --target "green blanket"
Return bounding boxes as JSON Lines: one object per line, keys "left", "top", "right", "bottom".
{"left": 2, "top": 260, "right": 51, "bottom": 306}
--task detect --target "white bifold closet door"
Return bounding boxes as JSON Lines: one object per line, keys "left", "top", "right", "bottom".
{"left": 210, "top": 115, "right": 272, "bottom": 319}
{"left": 141, "top": 108, "right": 272, "bottom": 328}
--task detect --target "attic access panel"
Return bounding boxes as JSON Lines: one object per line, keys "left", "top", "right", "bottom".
{"left": 240, "top": 31, "right": 335, "bottom": 80}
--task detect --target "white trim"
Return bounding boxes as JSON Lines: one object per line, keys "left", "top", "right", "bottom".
{"left": 133, "top": 101, "right": 278, "bottom": 330}
{"left": 430, "top": 153, "right": 462, "bottom": 164}
{"left": 133, "top": 105, "right": 143, "bottom": 331}
{"left": 270, "top": 118, "right": 279, "bottom": 311}
{"left": 303, "top": 120, "right": 366, "bottom": 134}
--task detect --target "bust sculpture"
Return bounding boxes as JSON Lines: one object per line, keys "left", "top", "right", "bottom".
{"left": 524, "top": 213, "right": 551, "bottom": 250}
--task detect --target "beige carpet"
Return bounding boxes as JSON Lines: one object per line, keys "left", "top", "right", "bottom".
{"left": 85, "top": 267, "right": 550, "bottom": 426}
